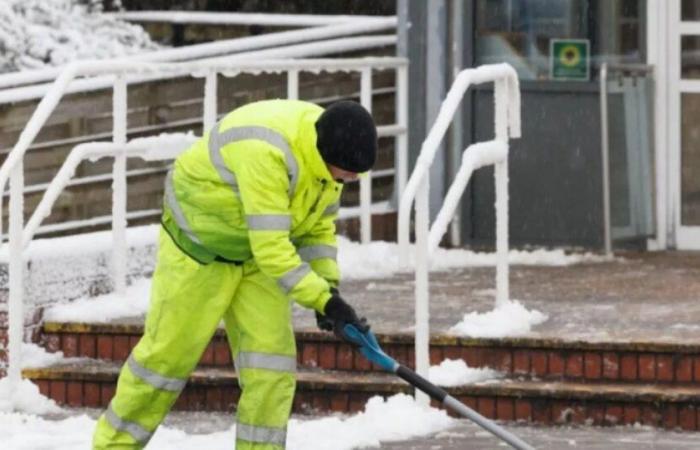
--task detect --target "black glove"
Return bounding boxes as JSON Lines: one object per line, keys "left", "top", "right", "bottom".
{"left": 317, "top": 289, "right": 370, "bottom": 341}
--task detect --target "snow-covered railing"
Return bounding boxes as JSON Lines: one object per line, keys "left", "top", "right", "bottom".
{"left": 110, "top": 10, "right": 385, "bottom": 26}
{"left": 1, "top": 56, "right": 408, "bottom": 393}
{"left": 398, "top": 64, "right": 520, "bottom": 395}
{"left": 0, "top": 14, "right": 396, "bottom": 95}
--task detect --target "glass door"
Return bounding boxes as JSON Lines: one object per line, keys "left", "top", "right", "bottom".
{"left": 671, "top": 0, "right": 700, "bottom": 248}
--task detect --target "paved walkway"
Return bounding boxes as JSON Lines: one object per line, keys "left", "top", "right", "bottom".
{"left": 288, "top": 251, "right": 700, "bottom": 344}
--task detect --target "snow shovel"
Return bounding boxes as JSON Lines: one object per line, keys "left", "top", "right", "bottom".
{"left": 341, "top": 324, "right": 536, "bottom": 450}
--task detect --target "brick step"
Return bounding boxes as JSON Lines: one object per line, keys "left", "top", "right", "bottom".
{"left": 22, "top": 360, "right": 700, "bottom": 430}
{"left": 41, "top": 321, "right": 700, "bottom": 386}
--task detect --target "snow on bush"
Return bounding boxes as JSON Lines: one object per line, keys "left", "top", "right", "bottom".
{"left": 0, "top": 0, "right": 157, "bottom": 73}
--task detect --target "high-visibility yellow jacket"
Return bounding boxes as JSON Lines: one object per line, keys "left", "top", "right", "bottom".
{"left": 162, "top": 99, "right": 342, "bottom": 313}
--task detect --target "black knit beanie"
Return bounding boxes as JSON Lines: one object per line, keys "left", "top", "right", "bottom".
{"left": 315, "top": 101, "right": 377, "bottom": 173}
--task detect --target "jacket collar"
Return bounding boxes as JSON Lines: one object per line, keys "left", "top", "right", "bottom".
{"left": 300, "top": 111, "right": 336, "bottom": 184}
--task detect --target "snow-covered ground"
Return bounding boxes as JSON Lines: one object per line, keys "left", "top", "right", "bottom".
{"left": 0, "top": 0, "right": 157, "bottom": 73}
{"left": 0, "top": 391, "right": 454, "bottom": 450}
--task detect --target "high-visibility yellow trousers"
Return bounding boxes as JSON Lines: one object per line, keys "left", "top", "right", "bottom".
{"left": 93, "top": 229, "right": 296, "bottom": 449}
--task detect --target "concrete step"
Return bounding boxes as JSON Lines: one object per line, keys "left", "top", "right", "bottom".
{"left": 22, "top": 359, "right": 700, "bottom": 431}
{"left": 41, "top": 321, "right": 700, "bottom": 387}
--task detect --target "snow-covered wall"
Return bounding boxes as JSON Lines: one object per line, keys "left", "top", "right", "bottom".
{"left": 0, "top": 225, "right": 159, "bottom": 372}
{"left": 0, "top": 0, "right": 157, "bottom": 73}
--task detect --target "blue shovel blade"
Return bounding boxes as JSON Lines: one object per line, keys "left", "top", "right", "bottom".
{"left": 342, "top": 324, "right": 397, "bottom": 372}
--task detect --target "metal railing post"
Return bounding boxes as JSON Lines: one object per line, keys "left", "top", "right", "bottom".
{"left": 204, "top": 70, "right": 218, "bottom": 131}
{"left": 287, "top": 69, "right": 299, "bottom": 100}
{"left": 600, "top": 63, "right": 613, "bottom": 257}
{"left": 414, "top": 176, "right": 430, "bottom": 406}
{"left": 494, "top": 79, "right": 510, "bottom": 308}
{"left": 7, "top": 161, "right": 24, "bottom": 387}
{"left": 396, "top": 65, "right": 409, "bottom": 213}
{"left": 112, "top": 74, "right": 127, "bottom": 296}
{"left": 360, "top": 67, "right": 373, "bottom": 243}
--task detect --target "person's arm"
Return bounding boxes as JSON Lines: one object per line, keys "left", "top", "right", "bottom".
{"left": 295, "top": 192, "right": 341, "bottom": 288}
{"left": 228, "top": 142, "right": 331, "bottom": 313}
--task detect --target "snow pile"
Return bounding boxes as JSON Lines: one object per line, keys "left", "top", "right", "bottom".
{"left": 21, "top": 343, "right": 76, "bottom": 368}
{"left": 0, "top": 394, "right": 453, "bottom": 449}
{"left": 0, "top": 378, "right": 60, "bottom": 415}
{"left": 449, "top": 300, "right": 548, "bottom": 338}
{"left": 0, "top": 0, "right": 158, "bottom": 73}
{"left": 43, "top": 277, "right": 152, "bottom": 323}
{"left": 428, "top": 359, "right": 501, "bottom": 387}
{"left": 288, "top": 394, "right": 454, "bottom": 449}
{"left": 337, "top": 236, "right": 608, "bottom": 280}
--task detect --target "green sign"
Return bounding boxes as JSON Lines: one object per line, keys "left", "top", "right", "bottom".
{"left": 550, "top": 39, "right": 590, "bottom": 81}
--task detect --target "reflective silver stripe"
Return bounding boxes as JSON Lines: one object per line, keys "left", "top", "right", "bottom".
{"left": 127, "top": 354, "right": 187, "bottom": 392}
{"left": 164, "top": 170, "right": 203, "bottom": 245}
{"left": 236, "top": 422, "right": 287, "bottom": 446}
{"left": 246, "top": 214, "right": 291, "bottom": 231}
{"left": 235, "top": 351, "right": 297, "bottom": 373}
{"left": 104, "top": 403, "right": 153, "bottom": 445}
{"left": 278, "top": 263, "right": 311, "bottom": 293}
{"left": 323, "top": 202, "right": 340, "bottom": 216}
{"left": 298, "top": 245, "right": 337, "bottom": 261}
{"left": 208, "top": 124, "right": 240, "bottom": 194}
{"left": 215, "top": 125, "right": 299, "bottom": 198}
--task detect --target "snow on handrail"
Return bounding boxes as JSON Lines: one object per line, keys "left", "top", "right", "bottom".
{"left": 0, "top": 36, "right": 397, "bottom": 104}
{"left": 22, "top": 135, "right": 196, "bottom": 247}
{"left": 0, "top": 17, "right": 397, "bottom": 92}
{"left": 110, "top": 11, "right": 389, "bottom": 26}
{"left": 427, "top": 140, "right": 508, "bottom": 251}
{"left": 0, "top": 56, "right": 406, "bottom": 202}
{"left": 398, "top": 63, "right": 520, "bottom": 261}
{"left": 398, "top": 63, "right": 520, "bottom": 397}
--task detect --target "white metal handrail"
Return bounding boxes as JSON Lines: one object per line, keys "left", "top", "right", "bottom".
{"left": 397, "top": 63, "right": 520, "bottom": 400}
{"left": 2, "top": 57, "right": 409, "bottom": 393}
{"left": 0, "top": 35, "right": 397, "bottom": 105}
{"left": 110, "top": 11, "right": 387, "bottom": 26}
{"left": 0, "top": 15, "right": 396, "bottom": 92}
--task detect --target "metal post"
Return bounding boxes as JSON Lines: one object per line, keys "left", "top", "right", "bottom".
{"left": 360, "top": 67, "right": 373, "bottom": 243}
{"left": 426, "top": 0, "right": 448, "bottom": 220}
{"left": 396, "top": 66, "right": 409, "bottom": 200}
{"left": 112, "top": 74, "right": 127, "bottom": 296}
{"left": 414, "top": 177, "right": 430, "bottom": 406}
{"left": 7, "top": 161, "right": 24, "bottom": 388}
{"left": 449, "top": 0, "right": 464, "bottom": 247}
{"left": 204, "top": 70, "right": 218, "bottom": 131}
{"left": 287, "top": 70, "right": 299, "bottom": 100}
{"left": 494, "top": 79, "right": 510, "bottom": 307}
{"left": 599, "top": 63, "right": 613, "bottom": 257}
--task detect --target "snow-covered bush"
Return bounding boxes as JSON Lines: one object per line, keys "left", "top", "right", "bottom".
{"left": 0, "top": 0, "right": 157, "bottom": 73}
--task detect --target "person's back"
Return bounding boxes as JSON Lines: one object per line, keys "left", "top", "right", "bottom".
{"left": 164, "top": 99, "right": 331, "bottom": 263}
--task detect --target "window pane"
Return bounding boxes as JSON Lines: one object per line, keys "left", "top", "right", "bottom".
{"left": 475, "top": 0, "right": 646, "bottom": 81}
{"left": 682, "top": 94, "right": 700, "bottom": 225}
{"left": 682, "top": 36, "right": 700, "bottom": 79}
{"left": 682, "top": 0, "right": 700, "bottom": 21}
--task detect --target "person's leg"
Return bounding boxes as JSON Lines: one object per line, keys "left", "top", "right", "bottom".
{"left": 223, "top": 261, "right": 297, "bottom": 450}
{"left": 93, "top": 229, "right": 242, "bottom": 449}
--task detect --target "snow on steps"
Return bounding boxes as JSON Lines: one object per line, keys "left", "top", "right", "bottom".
{"left": 22, "top": 358, "right": 700, "bottom": 430}
{"left": 41, "top": 321, "right": 700, "bottom": 386}
{"left": 23, "top": 320, "right": 700, "bottom": 431}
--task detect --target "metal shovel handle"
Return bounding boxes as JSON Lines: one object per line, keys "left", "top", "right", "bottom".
{"left": 341, "top": 324, "right": 536, "bottom": 450}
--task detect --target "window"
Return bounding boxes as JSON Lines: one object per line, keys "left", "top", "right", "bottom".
{"left": 475, "top": 0, "right": 646, "bottom": 81}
